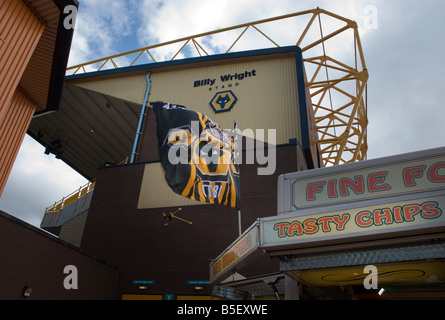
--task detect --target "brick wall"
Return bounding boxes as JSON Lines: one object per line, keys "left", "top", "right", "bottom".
{"left": 0, "top": 210, "right": 119, "bottom": 299}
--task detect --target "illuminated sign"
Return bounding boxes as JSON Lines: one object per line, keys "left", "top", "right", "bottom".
{"left": 266, "top": 148, "right": 445, "bottom": 250}
{"left": 210, "top": 223, "right": 259, "bottom": 283}
{"left": 210, "top": 148, "right": 445, "bottom": 284}
{"left": 278, "top": 147, "right": 445, "bottom": 213}
{"left": 262, "top": 195, "right": 445, "bottom": 250}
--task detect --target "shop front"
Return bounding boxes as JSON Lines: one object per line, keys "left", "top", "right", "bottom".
{"left": 210, "top": 147, "right": 445, "bottom": 299}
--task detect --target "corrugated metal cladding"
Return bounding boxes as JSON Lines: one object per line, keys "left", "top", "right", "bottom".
{"left": 0, "top": 0, "right": 45, "bottom": 113}
{"left": 137, "top": 163, "right": 202, "bottom": 209}
{"left": 20, "top": 0, "right": 61, "bottom": 111}
{"left": 0, "top": 0, "right": 45, "bottom": 196}
{"left": 0, "top": 88, "right": 36, "bottom": 196}
{"left": 72, "top": 73, "right": 149, "bottom": 106}
{"left": 28, "top": 84, "right": 142, "bottom": 179}
{"left": 149, "top": 53, "right": 301, "bottom": 145}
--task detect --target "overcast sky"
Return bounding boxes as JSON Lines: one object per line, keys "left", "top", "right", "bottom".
{"left": 1, "top": 0, "right": 444, "bottom": 227}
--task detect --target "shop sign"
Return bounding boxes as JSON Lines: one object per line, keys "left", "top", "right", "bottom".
{"left": 209, "top": 223, "right": 259, "bottom": 283}
{"left": 278, "top": 148, "right": 445, "bottom": 213}
{"left": 262, "top": 194, "right": 445, "bottom": 250}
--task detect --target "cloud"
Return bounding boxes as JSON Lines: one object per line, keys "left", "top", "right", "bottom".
{"left": 67, "top": 0, "right": 381, "bottom": 66}
{"left": 67, "top": 0, "right": 139, "bottom": 67}
{"left": 0, "top": 136, "right": 87, "bottom": 227}
{"left": 362, "top": 0, "right": 445, "bottom": 159}
{"left": 135, "top": 0, "right": 362, "bottom": 60}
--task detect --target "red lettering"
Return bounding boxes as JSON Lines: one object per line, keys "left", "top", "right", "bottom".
{"left": 307, "top": 181, "right": 326, "bottom": 201}
{"left": 428, "top": 163, "right": 445, "bottom": 182}
{"left": 340, "top": 176, "right": 364, "bottom": 196}
{"left": 392, "top": 206, "right": 404, "bottom": 223}
{"left": 403, "top": 165, "right": 425, "bottom": 187}
{"left": 273, "top": 222, "right": 289, "bottom": 237}
{"left": 333, "top": 214, "right": 350, "bottom": 230}
{"left": 403, "top": 204, "right": 421, "bottom": 221}
{"left": 213, "top": 260, "right": 222, "bottom": 274}
{"left": 368, "top": 172, "right": 391, "bottom": 192}
{"left": 233, "top": 234, "right": 251, "bottom": 256}
{"left": 356, "top": 211, "right": 373, "bottom": 227}
{"left": 374, "top": 209, "right": 393, "bottom": 225}
{"left": 222, "top": 251, "right": 236, "bottom": 268}
{"left": 328, "top": 180, "right": 337, "bottom": 198}
{"left": 318, "top": 217, "right": 333, "bottom": 232}
{"left": 288, "top": 221, "right": 304, "bottom": 236}
{"left": 303, "top": 218, "right": 318, "bottom": 234}
{"left": 421, "top": 202, "right": 442, "bottom": 219}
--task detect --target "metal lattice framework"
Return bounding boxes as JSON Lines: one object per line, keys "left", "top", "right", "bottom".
{"left": 67, "top": 8, "right": 368, "bottom": 167}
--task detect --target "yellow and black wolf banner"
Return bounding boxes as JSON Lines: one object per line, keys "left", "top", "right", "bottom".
{"left": 152, "top": 102, "right": 240, "bottom": 209}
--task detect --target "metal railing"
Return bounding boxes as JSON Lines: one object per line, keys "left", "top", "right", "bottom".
{"left": 41, "top": 180, "right": 95, "bottom": 225}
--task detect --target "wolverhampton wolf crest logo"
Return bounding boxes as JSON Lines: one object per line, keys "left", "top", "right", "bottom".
{"left": 210, "top": 90, "right": 237, "bottom": 113}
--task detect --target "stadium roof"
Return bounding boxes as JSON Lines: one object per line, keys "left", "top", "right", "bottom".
{"left": 28, "top": 47, "right": 302, "bottom": 180}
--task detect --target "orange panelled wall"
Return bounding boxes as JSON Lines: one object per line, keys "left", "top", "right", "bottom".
{"left": 0, "top": 88, "right": 36, "bottom": 195}
{"left": 0, "top": 0, "right": 45, "bottom": 195}
{"left": 0, "top": 0, "right": 45, "bottom": 112}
